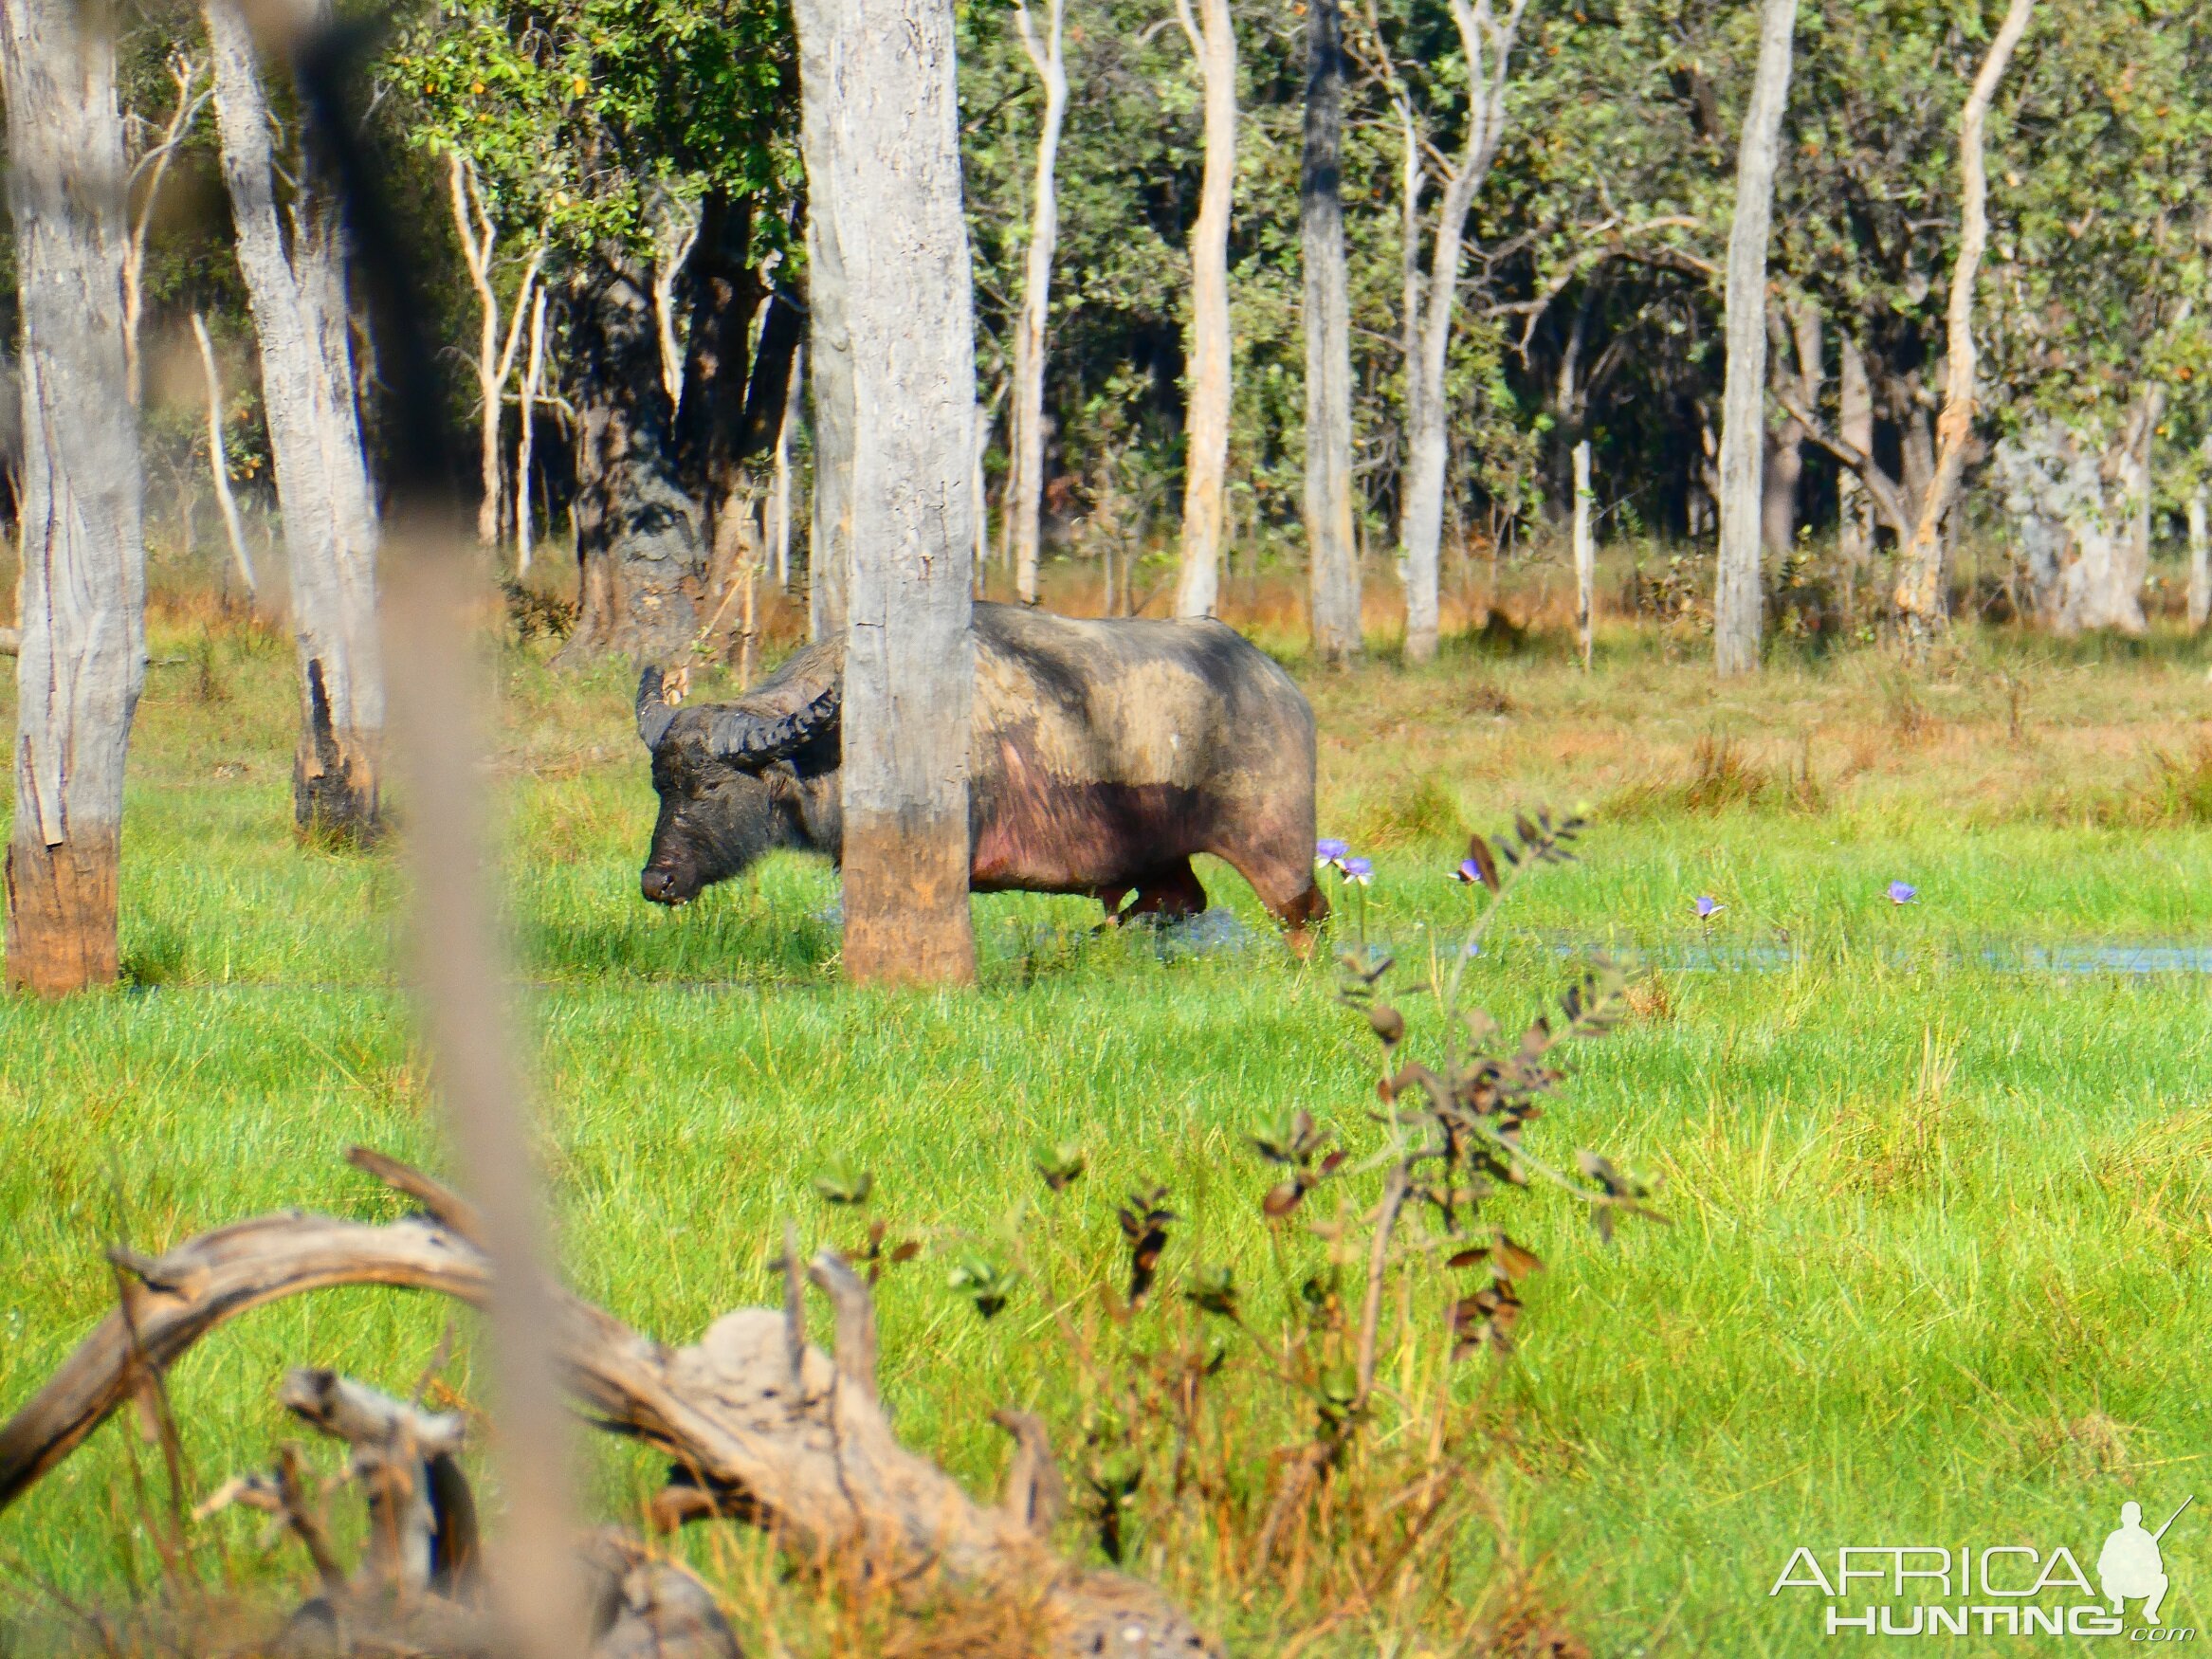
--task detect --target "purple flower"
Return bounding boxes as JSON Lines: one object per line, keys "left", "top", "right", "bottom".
{"left": 1453, "top": 859, "right": 1484, "bottom": 884}
{"left": 1341, "top": 857, "right": 1374, "bottom": 885}
{"left": 1693, "top": 895, "right": 1724, "bottom": 920}
{"left": 1887, "top": 881, "right": 1917, "bottom": 905}
{"left": 1315, "top": 837, "right": 1349, "bottom": 868}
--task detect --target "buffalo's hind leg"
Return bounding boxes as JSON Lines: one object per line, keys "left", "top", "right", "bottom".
{"left": 1096, "top": 859, "right": 1209, "bottom": 928}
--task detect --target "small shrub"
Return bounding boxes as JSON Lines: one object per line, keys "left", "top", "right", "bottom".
{"left": 120, "top": 921, "right": 190, "bottom": 988}
{"left": 1881, "top": 672, "right": 1940, "bottom": 744}
{"left": 1459, "top": 676, "right": 1518, "bottom": 717}
{"left": 503, "top": 579, "right": 578, "bottom": 644}
{"left": 1350, "top": 771, "right": 1466, "bottom": 847}
{"left": 1681, "top": 735, "right": 1770, "bottom": 812}
{"left": 2129, "top": 736, "right": 2212, "bottom": 827}
{"left": 189, "top": 629, "right": 230, "bottom": 705}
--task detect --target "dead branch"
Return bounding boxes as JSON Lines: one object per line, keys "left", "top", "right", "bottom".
{"left": 0, "top": 1151, "right": 1218, "bottom": 1657}
{"left": 1770, "top": 387, "right": 1914, "bottom": 540}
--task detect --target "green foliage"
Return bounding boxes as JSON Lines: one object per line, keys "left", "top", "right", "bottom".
{"left": 385, "top": 0, "right": 799, "bottom": 255}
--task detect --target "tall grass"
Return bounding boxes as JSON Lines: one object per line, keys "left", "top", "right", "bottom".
{"left": 0, "top": 606, "right": 2208, "bottom": 1651}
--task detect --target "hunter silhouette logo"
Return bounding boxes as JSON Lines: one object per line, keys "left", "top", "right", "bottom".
{"left": 1767, "top": 1493, "right": 2197, "bottom": 1638}
{"left": 2101, "top": 1497, "right": 2190, "bottom": 1628}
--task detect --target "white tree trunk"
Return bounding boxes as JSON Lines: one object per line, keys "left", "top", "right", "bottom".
{"left": 1302, "top": 0, "right": 1360, "bottom": 663}
{"left": 1893, "top": 0, "right": 2033, "bottom": 651}
{"left": 795, "top": 0, "right": 978, "bottom": 984}
{"left": 1396, "top": 0, "right": 1527, "bottom": 664}
{"left": 2189, "top": 447, "right": 2209, "bottom": 633}
{"left": 1, "top": 0, "right": 148, "bottom": 994}
{"left": 772, "top": 344, "right": 802, "bottom": 590}
{"left": 1172, "top": 0, "right": 1235, "bottom": 619}
{"left": 123, "top": 55, "right": 207, "bottom": 410}
{"left": 1009, "top": 0, "right": 1068, "bottom": 607}
{"left": 795, "top": 0, "right": 854, "bottom": 643}
{"left": 1712, "top": 0, "right": 1797, "bottom": 677}
{"left": 206, "top": 0, "right": 383, "bottom": 840}
{"left": 516, "top": 283, "right": 548, "bottom": 573}
{"left": 448, "top": 155, "right": 541, "bottom": 551}
{"left": 191, "top": 313, "right": 258, "bottom": 598}
{"left": 1573, "top": 439, "right": 1594, "bottom": 670}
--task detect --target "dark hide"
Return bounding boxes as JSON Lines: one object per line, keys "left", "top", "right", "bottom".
{"left": 636, "top": 605, "right": 1325, "bottom": 940}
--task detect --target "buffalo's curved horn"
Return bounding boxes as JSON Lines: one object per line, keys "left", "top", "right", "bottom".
{"left": 636, "top": 666, "right": 677, "bottom": 751}
{"left": 701, "top": 682, "right": 842, "bottom": 767}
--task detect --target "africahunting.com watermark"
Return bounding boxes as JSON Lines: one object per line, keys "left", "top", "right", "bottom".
{"left": 1770, "top": 1498, "right": 2195, "bottom": 1640}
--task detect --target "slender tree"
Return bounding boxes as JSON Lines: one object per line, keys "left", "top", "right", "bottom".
{"left": 0, "top": 0, "right": 148, "bottom": 994}
{"left": 2190, "top": 440, "right": 2210, "bottom": 634}
{"left": 795, "top": 0, "right": 979, "bottom": 984}
{"left": 1892, "top": 0, "right": 2035, "bottom": 652}
{"left": 1008, "top": 0, "right": 1069, "bottom": 607}
{"left": 191, "top": 314, "right": 258, "bottom": 599}
{"left": 1396, "top": 0, "right": 1527, "bottom": 664}
{"left": 1302, "top": 0, "right": 1360, "bottom": 662}
{"left": 206, "top": 0, "right": 385, "bottom": 838}
{"left": 1572, "top": 439, "right": 1594, "bottom": 670}
{"left": 515, "top": 283, "right": 548, "bottom": 572}
{"left": 448, "top": 153, "right": 543, "bottom": 549}
{"left": 1762, "top": 300, "right": 1819, "bottom": 556}
{"left": 1172, "top": 0, "right": 1236, "bottom": 619}
{"left": 1836, "top": 331, "right": 1874, "bottom": 611}
{"left": 1711, "top": 0, "right": 1797, "bottom": 678}
{"left": 796, "top": 0, "right": 854, "bottom": 642}
{"left": 122, "top": 52, "right": 209, "bottom": 409}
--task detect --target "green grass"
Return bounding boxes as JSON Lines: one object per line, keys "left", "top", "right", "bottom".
{"left": 3, "top": 611, "right": 2211, "bottom": 1653}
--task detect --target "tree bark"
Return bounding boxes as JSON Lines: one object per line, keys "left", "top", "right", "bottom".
{"left": 555, "top": 253, "right": 707, "bottom": 664}
{"left": 1172, "top": 0, "right": 1236, "bottom": 620}
{"left": 1712, "top": 0, "right": 1796, "bottom": 678}
{"left": 796, "top": 1, "right": 855, "bottom": 644}
{"left": 1397, "top": 0, "right": 1527, "bottom": 664}
{"left": 1893, "top": 0, "right": 2034, "bottom": 651}
{"left": 1009, "top": 0, "right": 1068, "bottom": 608}
{"left": 1762, "top": 301, "right": 1819, "bottom": 557}
{"left": 1, "top": 0, "right": 148, "bottom": 994}
{"left": 205, "top": 0, "right": 384, "bottom": 840}
{"left": 1837, "top": 331, "right": 1874, "bottom": 609}
{"left": 1302, "top": 0, "right": 1360, "bottom": 664}
{"left": 796, "top": 0, "right": 978, "bottom": 985}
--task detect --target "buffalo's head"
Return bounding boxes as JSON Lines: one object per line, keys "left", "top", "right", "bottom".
{"left": 635, "top": 664, "right": 841, "bottom": 905}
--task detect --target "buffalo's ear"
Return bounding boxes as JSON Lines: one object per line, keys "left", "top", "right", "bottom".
{"left": 636, "top": 666, "right": 677, "bottom": 751}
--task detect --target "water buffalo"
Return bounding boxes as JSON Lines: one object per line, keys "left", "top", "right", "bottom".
{"left": 635, "top": 603, "right": 1327, "bottom": 944}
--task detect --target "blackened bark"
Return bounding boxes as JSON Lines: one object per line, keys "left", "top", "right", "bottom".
{"left": 673, "top": 191, "right": 761, "bottom": 510}
{"left": 557, "top": 254, "right": 708, "bottom": 665}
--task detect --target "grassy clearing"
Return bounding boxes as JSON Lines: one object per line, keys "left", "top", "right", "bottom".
{"left": 2, "top": 600, "right": 2210, "bottom": 1653}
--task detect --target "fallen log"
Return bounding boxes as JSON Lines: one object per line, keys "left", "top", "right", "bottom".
{"left": 0, "top": 1147, "right": 1216, "bottom": 1656}
{"left": 199, "top": 1366, "right": 737, "bottom": 1659}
